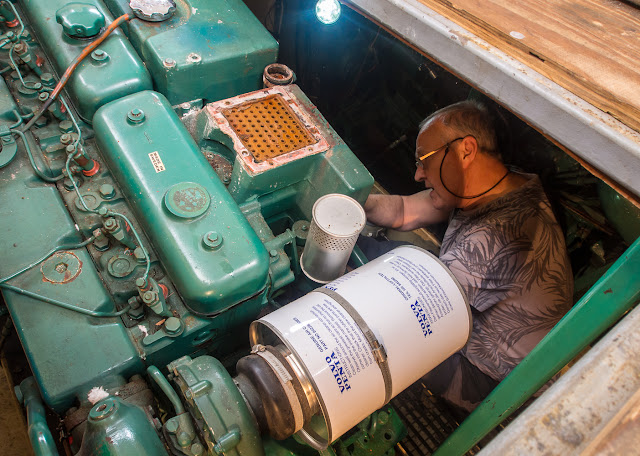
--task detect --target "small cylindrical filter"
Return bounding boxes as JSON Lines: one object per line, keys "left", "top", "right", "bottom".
{"left": 250, "top": 245, "right": 472, "bottom": 449}
{"left": 300, "top": 194, "right": 366, "bottom": 283}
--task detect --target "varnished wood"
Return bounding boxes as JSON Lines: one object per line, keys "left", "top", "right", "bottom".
{"left": 418, "top": 0, "right": 640, "bottom": 132}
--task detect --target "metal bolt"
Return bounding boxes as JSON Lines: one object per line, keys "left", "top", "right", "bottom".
{"left": 202, "top": 231, "right": 222, "bottom": 250}
{"left": 164, "top": 317, "right": 181, "bottom": 335}
{"left": 165, "top": 419, "right": 179, "bottom": 434}
{"left": 60, "top": 134, "right": 73, "bottom": 146}
{"left": 191, "top": 443, "right": 204, "bottom": 456}
{"left": 302, "top": 224, "right": 308, "bottom": 231}
{"left": 98, "top": 207, "right": 108, "bottom": 217}
{"left": 135, "top": 277, "right": 147, "bottom": 289}
{"left": 65, "top": 144, "right": 76, "bottom": 155}
{"left": 99, "top": 183, "right": 115, "bottom": 199}
{"left": 55, "top": 262, "right": 68, "bottom": 273}
{"left": 163, "top": 58, "right": 176, "bottom": 68}
{"left": 133, "top": 247, "right": 147, "bottom": 263}
{"left": 269, "top": 249, "right": 278, "bottom": 258}
{"left": 127, "top": 108, "right": 145, "bottom": 123}
{"left": 40, "top": 72, "right": 55, "bottom": 87}
{"left": 104, "top": 218, "right": 116, "bottom": 230}
{"left": 91, "top": 49, "right": 108, "bottom": 61}
{"left": 142, "top": 291, "right": 155, "bottom": 304}
{"left": 177, "top": 431, "right": 190, "bottom": 446}
{"left": 59, "top": 120, "right": 74, "bottom": 133}
{"left": 38, "top": 92, "right": 48, "bottom": 102}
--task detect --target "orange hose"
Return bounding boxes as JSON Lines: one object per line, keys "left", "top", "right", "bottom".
{"left": 22, "top": 13, "right": 133, "bottom": 132}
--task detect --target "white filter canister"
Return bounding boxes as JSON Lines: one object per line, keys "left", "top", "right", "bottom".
{"left": 300, "top": 193, "right": 366, "bottom": 283}
{"left": 250, "top": 245, "right": 471, "bottom": 448}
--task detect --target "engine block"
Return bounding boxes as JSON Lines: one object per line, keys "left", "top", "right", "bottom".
{"left": 0, "top": 1, "right": 411, "bottom": 455}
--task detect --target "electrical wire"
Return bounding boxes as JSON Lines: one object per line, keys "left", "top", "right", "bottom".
{"left": 11, "top": 128, "right": 64, "bottom": 181}
{"left": 64, "top": 153, "right": 151, "bottom": 281}
{"left": 0, "top": 283, "right": 131, "bottom": 318}
{"left": 21, "top": 12, "right": 133, "bottom": 133}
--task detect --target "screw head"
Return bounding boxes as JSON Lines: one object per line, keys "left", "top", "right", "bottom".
{"left": 38, "top": 92, "right": 48, "bottom": 102}
{"left": 91, "top": 49, "right": 108, "bottom": 61}
{"left": 104, "top": 218, "right": 116, "bottom": 229}
{"left": 269, "top": 249, "right": 278, "bottom": 258}
{"left": 99, "top": 183, "right": 115, "bottom": 199}
{"left": 127, "top": 108, "right": 145, "bottom": 123}
{"left": 163, "top": 58, "right": 176, "bottom": 68}
{"left": 202, "top": 231, "right": 222, "bottom": 250}
{"left": 142, "top": 291, "right": 155, "bottom": 303}
{"left": 164, "top": 317, "right": 182, "bottom": 335}
{"left": 135, "top": 277, "right": 147, "bottom": 288}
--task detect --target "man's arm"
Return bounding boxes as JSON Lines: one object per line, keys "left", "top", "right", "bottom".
{"left": 364, "top": 190, "right": 451, "bottom": 231}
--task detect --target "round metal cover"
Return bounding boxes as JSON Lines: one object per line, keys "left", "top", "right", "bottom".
{"left": 41, "top": 252, "right": 82, "bottom": 284}
{"left": 129, "top": 0, "right": 176, "bottom": 21}
{"left": 164, "top": 182, "right": 210, "bottom": 218}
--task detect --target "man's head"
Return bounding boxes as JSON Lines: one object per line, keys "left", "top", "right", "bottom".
{"left": 414, "top": 101, "right": 503, "bottom": 210}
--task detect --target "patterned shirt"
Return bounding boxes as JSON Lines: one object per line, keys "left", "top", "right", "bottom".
{"left": 439, "top": 173, "right": 573, "bottom": 381}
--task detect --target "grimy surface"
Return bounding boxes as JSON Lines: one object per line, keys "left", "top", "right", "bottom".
{"left": 419, "top": 0, "right": 640, "bottom": 133}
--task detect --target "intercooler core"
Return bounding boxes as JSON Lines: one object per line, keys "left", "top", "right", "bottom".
{"left": 206, "top": 85, "right": 332, "bottom": 175}
{"left": 222, "top": 94, "right": 316, "bottom": 162}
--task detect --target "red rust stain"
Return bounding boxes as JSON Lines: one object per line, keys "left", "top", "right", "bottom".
{"left": 604, "top": 288, "right": 613, "bottom": 294}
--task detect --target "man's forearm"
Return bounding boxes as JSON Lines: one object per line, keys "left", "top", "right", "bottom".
{"left": 364, "top": 194, "right": 405, "bottom": 229}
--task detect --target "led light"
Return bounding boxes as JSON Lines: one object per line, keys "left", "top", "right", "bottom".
{"left": 315, "top": 0, "right": 341, "bottom": 25}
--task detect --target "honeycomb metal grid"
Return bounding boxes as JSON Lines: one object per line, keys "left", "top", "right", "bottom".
{"left": 221, "top": 94, "right": 316, "bottom": 163}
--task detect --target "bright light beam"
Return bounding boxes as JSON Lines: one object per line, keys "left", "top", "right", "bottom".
{"left": 315, "top": 0, "right": 341, "bottom": 25}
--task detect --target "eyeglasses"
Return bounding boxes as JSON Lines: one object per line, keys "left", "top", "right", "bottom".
{"left": 415, "top": 136, "right": 466, "bottom": 169}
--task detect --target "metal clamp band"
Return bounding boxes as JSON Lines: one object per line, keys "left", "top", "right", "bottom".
{"left": 314, "top": 288, "right": 393, "bottom": 405}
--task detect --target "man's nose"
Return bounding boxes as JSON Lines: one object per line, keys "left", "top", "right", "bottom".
{"left": 415, "top": 165, "right": 425, "bottom": 182}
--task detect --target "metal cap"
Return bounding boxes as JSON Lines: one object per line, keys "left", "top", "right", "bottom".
{"left": 129, "top": 0, "right": 176, "bottom": 22}
{"left": 56, "top": 3, "right": 105, "bottom": 38}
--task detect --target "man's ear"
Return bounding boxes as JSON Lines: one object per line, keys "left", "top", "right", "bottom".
{"left": 459, "top": 136, "right": 478, "bottom": 169}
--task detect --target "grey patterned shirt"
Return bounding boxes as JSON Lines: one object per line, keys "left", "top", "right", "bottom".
{"left": 439, "top": 173, "right": 573, "bottom": 381}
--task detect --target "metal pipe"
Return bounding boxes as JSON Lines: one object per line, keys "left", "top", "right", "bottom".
{"left": 0, "top": 283, "right": 130, "bottom": 318}
{"left": 349, "top": 244, "right": 369, "bottom": 268}
{"left": 433, "top": 236, "right": 640, "bottom": 455}
{"left": 146, "top": 366, "right": 185, "bottom": 415}
{"left": 18, "top": 377, "right": 59, "bottom": 456}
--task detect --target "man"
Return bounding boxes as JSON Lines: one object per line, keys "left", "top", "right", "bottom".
{"left": 364, "top": 101, "right": 573, "bottom": 411}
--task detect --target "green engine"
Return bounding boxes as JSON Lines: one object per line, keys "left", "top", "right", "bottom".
{"left": 0, "top": 0, "right": 405, "bottom": 455}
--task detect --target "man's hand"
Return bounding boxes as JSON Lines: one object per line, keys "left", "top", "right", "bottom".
{"left": 364, "top": 190, "right": 451, "bottom": 231}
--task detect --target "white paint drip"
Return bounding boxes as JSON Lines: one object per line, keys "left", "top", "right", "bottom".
{"left": 192, "top": 7, "right": 197, "bottom": 14}
{"left": 87, "top": 386, "right": 110, "bottom": 404}
{"left": 138, "top": 324, "right": 149, "bottom": 337}
{"left": 510, "top": 31, "right": 525, "bottom": 40}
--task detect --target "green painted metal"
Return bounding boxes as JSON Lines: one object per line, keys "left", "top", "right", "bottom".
{"left": 76, "top": 397, "right": 167, "bottom": 455}
{"left": 102, "top": 0, "right": 278, "bottom": 105}
{"left": 598, "top": 181, "right": 640, "bottom": 245}
{"left": 17, "top": 377, "right": 59, "bottom": 456}
{"left": 433, "top": 236, "right": 640, "bottom": 456}
{"left": 55, "top": 2, "right": 105, "bottom": 38}
{"left": 21, "top": 0, "right": 152, "bottom": 121}
{"left": 93, "top": 90, "right": 270, "bottom": 315}
{"left": 0, "top": 148, "right": 143, "bottom": 413}
{"left": 168, "top": 355, "right": 264, "bottom": 456}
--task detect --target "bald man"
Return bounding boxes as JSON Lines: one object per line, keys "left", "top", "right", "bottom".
{"left": 364, "top": 101, "right": 573, "bottom": 411}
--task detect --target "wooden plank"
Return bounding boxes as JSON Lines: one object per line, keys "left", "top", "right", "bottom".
{"left": 418, "top": 0, "right": 640, "bottom": 132}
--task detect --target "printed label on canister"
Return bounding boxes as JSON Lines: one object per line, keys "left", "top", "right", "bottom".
{"left": 258, "top": 292, "right": 386, "bottom": 443}
{"left": 322, "top": 246, "right": 471, "bottom": 396}
{"left": 253, "top": 245, "right": 470, "bottom": 444}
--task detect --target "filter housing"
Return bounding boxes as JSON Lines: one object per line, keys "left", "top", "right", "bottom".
{"left": 250, "top": 246, "right": 472, "bottom": 448}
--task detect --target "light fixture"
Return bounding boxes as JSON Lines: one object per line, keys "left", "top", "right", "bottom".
{"left": 315, "top": 0, "right": 341, "bottom": 25}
